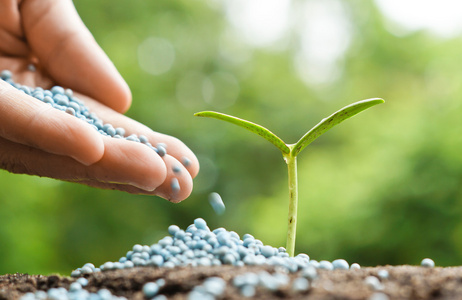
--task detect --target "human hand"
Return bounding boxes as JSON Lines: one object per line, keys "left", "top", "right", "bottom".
{"left": 0, "top": 0, "right": 199, "bottom": 202}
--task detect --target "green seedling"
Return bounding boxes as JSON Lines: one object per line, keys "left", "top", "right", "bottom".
{"left": 195, "top": 98, "right": 384, "bottom": 257}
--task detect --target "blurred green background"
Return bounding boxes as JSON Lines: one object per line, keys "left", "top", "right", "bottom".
{"left": 1, "top": 0, "right": 462, "bottom": 275}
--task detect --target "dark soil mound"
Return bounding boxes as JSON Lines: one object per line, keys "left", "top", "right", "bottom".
{"left": 2, "top": 265, "right": 462, "bottom": 299}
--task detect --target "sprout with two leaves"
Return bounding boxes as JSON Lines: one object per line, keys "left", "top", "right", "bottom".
{"left": 195, "top": 98, "right": 384, "bottom": 257}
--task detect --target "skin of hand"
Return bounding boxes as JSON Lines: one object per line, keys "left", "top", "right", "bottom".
{"left": 0, "top": 0, "right": 199, "bottom": 202}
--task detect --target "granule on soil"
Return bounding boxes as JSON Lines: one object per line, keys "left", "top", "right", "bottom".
{"left": 3, "top": 266, "right": 462, "bottom": 299}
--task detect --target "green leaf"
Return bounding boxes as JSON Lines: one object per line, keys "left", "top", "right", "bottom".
{"left": 194, "top": 111, "right": 290, "bottom": 154}
{"left": 292, "top": 98, "right": 385, "bottom": 157}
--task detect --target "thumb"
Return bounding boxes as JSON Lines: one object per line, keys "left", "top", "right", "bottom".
{"left": 20, "top": 0, "right": 132, "bottom": 113}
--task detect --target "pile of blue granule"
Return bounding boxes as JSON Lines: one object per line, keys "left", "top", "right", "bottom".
{"left": 18, "top": 217, "right": 435, "bottom": 300}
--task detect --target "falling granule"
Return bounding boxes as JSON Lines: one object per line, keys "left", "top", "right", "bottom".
{"left": 208, "top": 192, "right": 225, "bottom": 215}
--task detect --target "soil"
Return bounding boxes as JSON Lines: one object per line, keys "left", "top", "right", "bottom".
{"left": 1, "top": 265, "right": 462, "bottom": 300}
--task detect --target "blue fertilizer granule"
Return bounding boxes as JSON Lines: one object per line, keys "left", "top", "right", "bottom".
{"left": 0, "top": 70, "right": 166, "bottom": 158}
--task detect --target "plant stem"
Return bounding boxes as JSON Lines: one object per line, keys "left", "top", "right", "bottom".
{"left": 285, "top": 150, "right": 298, "bottom": 257}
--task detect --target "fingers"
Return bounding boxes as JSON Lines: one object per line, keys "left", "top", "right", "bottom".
{"left": 0, "top": 68, "right": 197, "bottom": 201}
{"left": 0, "top": 0, "right": 29, "bottom": 56}
{"left": 143, "top": 134, "right": 200, "bottom": 179}
{"left": 89, "top": 137, "right": 168, "bottom": 191}
{"left": 74, "top": 154, "right": 193, "bottom": 202}
{"left": 150, "top": 154, "right": 193, "bottom": 202}
{"left": 76, "top": 93, "right": 200, "bottom": 179}
{"left": 19, "top": 0, "right": 131, "bottom": 113}
{"left": 0, "top": 80, "right": 104, "bottom": 166}
{"left": 0, "top": 135, "right": 192, "bottom": 201}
